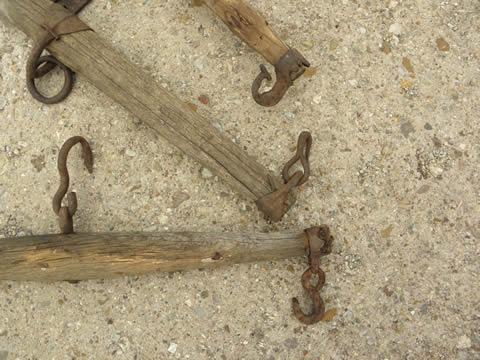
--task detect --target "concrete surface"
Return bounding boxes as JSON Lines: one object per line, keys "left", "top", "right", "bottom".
{"left": 0, "top": 0, "right": 479, "bottom": 359}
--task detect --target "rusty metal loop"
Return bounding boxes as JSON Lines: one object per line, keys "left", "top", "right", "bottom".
{"left": 27, "top": 51, "right": 75, "bottom": 104}
{"left": 282, "top": 131, "right": 312, "bottom": 187}
{"left": 25, "top": 0, "right": 91, "bottom": 104}
{"left": 251, "top": 48, "right": 310, "bottom": 107}
{"left": 52, "top": 136, "right": 93, "bottom": 234}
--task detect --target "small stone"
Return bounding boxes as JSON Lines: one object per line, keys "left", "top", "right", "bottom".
{"left": 348, "top": 79, "right": 358, "bottom": 87}
{"left": 125, "top": 149, "right": 136, "bottom": 157}
{"left": 416, "top": 185, "right": 430, "bottom": 194}
{"left": 303, "top": 67, "right": 318, "bottom": 78}
{"left": 285, "top": 111, "right": 295, "bottom": 120}
{"left": 172, "top": 191, "right": 190, "bottom": 208}
{"left": 400, "top": 121, "right": 415, "bottom": 138}
{"left": 383, "top": 286, "right": 394, "bottom": 297}
{"left": 198, "top": 95, "right": 209, "bottom": 105}
{"left": 400, "top": 79, "right": 414, "bottom": 91}
{"left": 302, "top": 40, "right": 314, "bottom": 49}
{"left": 381, "top": 40, "right": 391, "bottom": 54}
{"left": 194, "top": 58, "right": 204, "bottom": 71}
{"left": 380, "top": 225, "right": 394, "bottom": 238}
{"left": 200, "top": 290, "right": 209, "bottom": 299}
{"left": 388, "top": 23, "right": 403, "bottom": 36}
{"left": 201, "top": 167, "right": 213, "bottom": 178}
{"left": 0, "top": 351, "right": 7, "bottom": 360}
{"left": 31, "top": 154, "right": 46, "bottom": 172}
{"left": 167, "top": 343, "right": 177, "bottom": 354}
{"left": 358, "top": 27, "right": 367, "bottom": 34}
{"left": 389, "top": 0, "right": 398, "bottom": 8}
{"left": 322, "top": 308, "right": 337, "bottom": 322}
{"left": 0, "top": 330, "right": 6, "bottom": 337}
{"left": 424, "top": 123, "right": 433, "bottom": 130}
{"left": 402, "top": 57, "right": 415, "bottom": 75}
{"left": 186, "top": 102, "right": 198, "bottom": 112}
{"left": 313, "top": 95, "right": 322, "bottom": 104}
{"left": 436, "top": 37, "right": 450, "bottom": 52}
{"left": 329, "top": 39, "right": 339, "bottom": 51}
{"left": 419, "top": 303, "right": 429, "bottom": 314}
{"left": 0, "top": 97, "right": 6, "bottom": 111}
{"left": 284, "top": 338, "right": 298, "bottom": 349}
{"left": 457, "top": 335, "right": 472, "bottom": 349}
{"left": 431, "top": 166, "right": 443, "bottom": 177}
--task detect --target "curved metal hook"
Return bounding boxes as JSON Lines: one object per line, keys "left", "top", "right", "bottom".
{"left": 26, "top": 35, "right": 75, "bottom": 105}
{"left": 52, "top": 136, "right": 93, "bottom": 234}
{"left": 251, "top": 48, "right": 310, "bottom": 107}
{"left": 292, "top": 267, "right": 326, "bottom": 325}
{"left": 282, "top": 131, "right": 312, "bottom": 186}
{"left": 291, "top": 226, "right": 334, "bottom": 325}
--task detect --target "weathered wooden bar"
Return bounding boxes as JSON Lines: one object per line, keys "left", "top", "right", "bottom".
{"left": 0, "top": 0, "right": 294, "bottom": 221}
{"left": 200, "top": 0, "right": 289, "bottom": 65}
{"left": 0, "top": 230, "right": 307, "bottom": 281}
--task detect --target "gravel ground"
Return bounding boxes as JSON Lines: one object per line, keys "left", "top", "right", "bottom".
{"left": 0, "top": 0, "right": 479, "bottom": 359}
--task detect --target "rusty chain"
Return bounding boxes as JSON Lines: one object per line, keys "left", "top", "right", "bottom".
{"left": 292, "top": 225, "right": 334, "bottom": 325}
{"left": 52, "top": 136, "right": 93, "bottom": 234}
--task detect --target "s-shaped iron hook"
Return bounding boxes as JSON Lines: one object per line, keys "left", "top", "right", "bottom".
{"left": 52, "top": 136, "right": 93, "bottom": 234}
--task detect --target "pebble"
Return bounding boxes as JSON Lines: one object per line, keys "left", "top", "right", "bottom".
{"left": 126, "top": 149, "right": 137, "bottom": 157}
{"left": 457, "top": 335, "right": 472, "bottom": 349}
{"left": 285, "top": 111, "right": 295, "bottom": 120}
{"left": 436, "top": 37, "right": 450, "bottom": 51}
{"left": 201, "top": 167, "right": 213, "bottom": 178}
{"left": 284, "top": 338, "right": 298, "bottom": 349}
{"left": 198, "top": 95, "right": 209, "bottom": 105}
{"left": 194, "top": 58, "right": 204, "bottom": 71}
{"left": 430, "top": 166, "right": 443, "bottom": 177}
{"left": 416, "top": 185, "right": 430, "bottom": 194}
{"left": 168, "top": 343, "right": 178, "bottom": 354}
{"left": 313, "top": 95, "right": 322, "bottom": 104}
{"left": 389, "top": 23, "right": 403, "bottom": 36}
{"left": 400, "top": 121, "right": 415, "bottom": 138}
{"left": 172, "top": 191, "right": 190, "bottom": 208}
{"left": 0, "top": 97, "right": 6, "bottom": 111}
{"left": 302, "top": 40, "right": 314, "bottom": 49}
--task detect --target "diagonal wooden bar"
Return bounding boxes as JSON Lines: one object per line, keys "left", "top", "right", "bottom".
{"left": 0, "top": 0, "right": 295, "bottom": 221}
{"left": 0, "top": 229, "right": 309, "bottom": 281}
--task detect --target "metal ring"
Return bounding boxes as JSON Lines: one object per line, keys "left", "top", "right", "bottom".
{"left": 27, "top": 55, "right": 75, "bottom": 104}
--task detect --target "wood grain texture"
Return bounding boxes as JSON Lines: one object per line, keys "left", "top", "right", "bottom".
{"left": 0, "top": 231, "right": 306, "bottom": 281}
{"left": 202, "top": 0, "right": 289, "bottom": 64}
{"left": 0, "top": 0, "right": 288, "bottom": 214}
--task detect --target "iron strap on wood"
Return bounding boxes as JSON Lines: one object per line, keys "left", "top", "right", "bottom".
{"left": 2, "top": 0, "right": 314, "bottom": 222}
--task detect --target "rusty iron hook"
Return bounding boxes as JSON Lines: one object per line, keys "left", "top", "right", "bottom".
{"left": 292, "top": 226, "right": 334, "bottom": 325}
{"left": 292, "top": 267, "right": 326, "bottom": 325}
{"left": 256, "top": 131, "right": 313, "bottom": 222}
{"left": 52, "top": 136, "right": 93, "bottom": 234}
{"left": 251, "top": 48, "right": 310, "bottom": 107}
{"left": 282, "top": 131, "right": 312, "bottom": 186}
